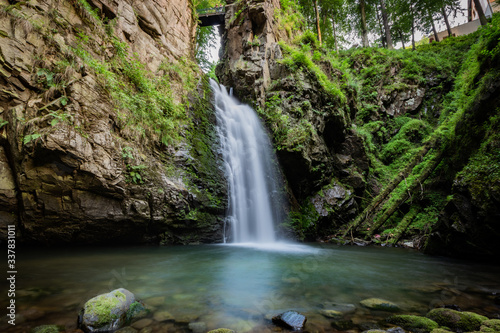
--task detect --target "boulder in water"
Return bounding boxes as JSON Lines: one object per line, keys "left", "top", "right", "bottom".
{"left": 360, "top": 298, "right": 400, "bottom": 312}
{"left": 426, "top": 308, "right": 488, "bottom": 332}
{"left": 387, "top": 314, "right": 439, "bottom": 333}
{"left": 480, "top": 319, "right": 500, "bottom": 332}
{"left": 79, "top": 288, "right": 139, "bottom": 332}
{"left": 272, "top": 310, "right": 307, "bottom": 330}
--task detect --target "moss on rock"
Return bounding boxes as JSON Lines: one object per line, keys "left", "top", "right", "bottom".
{"left": 426, "top": 308, "right": 488, "bottom": 332}
{"left": 30, "top": 325, "right": 64, "bottom": 333}
{"left": 360, "top": 298, "right": 400, "bottom": 312}
{"left": 480, "top": 319, "right": 500, "bottom": 332}
{"left": 207, "top": 328, "right": 236, "bottom": 333}
{"left": 81, "top": 288, "right": 136, "bottom": 332}
{"left": 387, "top": 314, "right": 439, "bottom": 333}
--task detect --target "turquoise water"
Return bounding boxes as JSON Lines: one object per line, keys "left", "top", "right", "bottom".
{"left": 2, "top": 243, "right": 499, "bottom": 332}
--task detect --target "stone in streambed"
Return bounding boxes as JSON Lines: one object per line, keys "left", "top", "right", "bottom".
{"left": 426, "top": 308, "right": 488, "bottom": 332}
{"left": 188, "top": 322, "right": 207, "bottom": 333}
{"left": 207, "top": 329, "right": 235, "bottom": 333}
{"left": 79, "top": 288, "right": 140, "bottom": 332}
{"left": 320, "top": 309, "right": 343, "bottom": 318}
{"left": 480, "top": 319, "right": 500, "bottom": 332}
{"left": 360, "top": 298, "right": 400, "bottom": 312}
{"left": 30, "top": 325, "right": 64, "bottom": 333}
{"left": 320, "top": 301, "right": 356, "bottom": 315}
{"left": 272, "top": 310, "right": 307, "bottom": 330}
{"left": 387, "top": 314, "right": 439, "bottom": 333}
{"left": 153, "top": 310, "right": 174, "bottom": 322}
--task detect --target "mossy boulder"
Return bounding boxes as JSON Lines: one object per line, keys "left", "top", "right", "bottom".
{"left": 360, "top": 298, "right": 400, "bottom": 312}
{"left": 30, "top": 325, "right": 64, "bottom": 333}
{"left": 426, "top": 308, "right": 488, "bottom": 332}
{"left": 430, "top": 329, "right": 454, "bottom": 333}
{"left": 480, "top": 319, "right": 500, "bottom": 332}
{"left": 387, "top": 314, "right": 439, "bottom": 333}
{"left": 80, "top": 288, "right": 137, "bottom": 332}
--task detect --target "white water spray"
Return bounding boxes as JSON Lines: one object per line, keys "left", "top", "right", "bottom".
{"left": 211, "top": 80, "right": 283, "bottom": 243}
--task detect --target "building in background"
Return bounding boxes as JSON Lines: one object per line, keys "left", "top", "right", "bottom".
{"left": 430, "top": 0, "right": 499, "bottom": 42}
{"left": 468, "top": 0, "right": 500, "bottom": 21}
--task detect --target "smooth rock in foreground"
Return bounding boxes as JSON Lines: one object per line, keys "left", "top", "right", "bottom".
{"left": 360, "top": 298, "right": 400, "bottom": 312}
{"left": 387, "top": 314, "right": 439, "bottom": 333}
{"left": 272, "top": 310, "right": 307, "bottom": 330}
{"left": 426, "top": 308, "right": 488, "bottom": 332}
{"left": 80, "top": 288, "right": 137, "bottom": 332}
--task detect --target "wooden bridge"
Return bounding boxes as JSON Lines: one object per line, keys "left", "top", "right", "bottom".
{"left": 197, "top": 7, "right": 225, "bottom": 27}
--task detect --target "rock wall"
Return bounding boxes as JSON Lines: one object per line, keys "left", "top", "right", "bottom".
{"left": 216, "top": 0, "right": 290, "bottom": 105}
{"left": 0, "top": 0, "right": 227, "bottom": 245}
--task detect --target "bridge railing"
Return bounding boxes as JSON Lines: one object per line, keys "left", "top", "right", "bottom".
{"left": 197, "top": 7, "right": 225, "bottom": 16}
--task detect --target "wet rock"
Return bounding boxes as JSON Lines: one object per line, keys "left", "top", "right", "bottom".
{"left": 426, "top": 308, "right": 488, "bottom": 332}
{"left": 207, "top": 329, "right": 236, "bottom": 333}
{"left": 30, "top": 325, "right": 64, "bottom": 333}
{"left": 188, "top": 322, "right": 207, "bottom": 333}
{"left": 480, "top": 319, "right": 500, "bottom": 332}
{"left": 272, "top": 310, "right": 307, "bottom": 330}
{"left": 131, "top": 318, "right": 153, "bottom": 330}
{"left": 115, "top": 328, "right": 138, "bottom": 333}
{"left": 387, "top": 314, "right": 439, "bottom": 333}
{"left": 80, "top": 288, "right": 137, "bottom": 332}
{"left": 321, "top": 302, "right": 356, "bottom": 315}
{"left": 153, "top": 310, "right": 174, "bottom": 322}
{"left": 430, "top": 329, "right": 453, "bottom": 333}
{"left": 387, "top": 328, "right": 406, "bottom": 333}
{"left": 319, "top": 309, "right": 343, "bottom": 318}
{"left": 360, "top": 298, "right": 400, "bottom": 312}
{"left": 362, "top": 330, "right": 386, "bottom": 333}
{"left": 331, "top": 319, "right": 354, "bottom": 330}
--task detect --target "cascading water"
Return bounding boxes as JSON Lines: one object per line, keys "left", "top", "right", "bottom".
{"left": 211, "top": 79, "right": 283, "bottom": 243}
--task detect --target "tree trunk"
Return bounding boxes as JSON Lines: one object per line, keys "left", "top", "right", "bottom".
{"left": 410, "top": 3, "right": 416, "bottom": 50}
{"left": 342, "top": 141, "right": 434, "bottom": 237}
{"left": 380, "top": 0, "right": 393, "bottom": 49}
{"left": 376, "top": 6, "right": 386, "bottom": 48}
{"left": 441, "top": 6, "right": 452, "bottom": 37}
{"left": 473, "top": 0, "right": 488, "bottom": 25}
{"left": 360, "top": 0, "right": 369, "bottom": 47}
{"left": 387, "top": 205, "right": 420, "bottom": 245}
{"left": 314, "top": 0, "right": 322, "bottom": 45}
{"left": 332, "top": 17, "right": 338, "bottom": 52}
{"left": 429, "top": 10, "right": 439, "bottom": 42}
{"left": 399, "top": 30, "right": 405, "bottom": 49}
{"left": 411, "top": 16, "right": 416, "bottom": 50}
{"left": 367, "top": 150, "right": 444, "bottom": 236}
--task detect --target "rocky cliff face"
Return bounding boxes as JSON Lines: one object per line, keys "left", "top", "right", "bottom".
{"left": 0, "top": 0, "right": 227, "bottom": 244}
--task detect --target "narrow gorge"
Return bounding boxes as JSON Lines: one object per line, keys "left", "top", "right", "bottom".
{"left": 0, "top": 0, "right": 499, "bottom": 331}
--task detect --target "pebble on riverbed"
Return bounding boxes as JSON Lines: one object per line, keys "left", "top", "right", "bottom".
{"left": 272, "top": 310, "right": 307, "bottom": 330}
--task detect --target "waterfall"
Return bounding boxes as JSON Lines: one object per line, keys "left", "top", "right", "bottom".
{"left": 211, "top": 79, "right": 283, "bottom": 243}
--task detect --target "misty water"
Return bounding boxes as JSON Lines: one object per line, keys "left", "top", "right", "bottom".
{"left": 3, "top": 244, "right": 500, "bottom": 332}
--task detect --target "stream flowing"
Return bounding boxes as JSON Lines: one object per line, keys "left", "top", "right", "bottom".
{"left": 3, "top": 244, "right": 499, "bottom": 332}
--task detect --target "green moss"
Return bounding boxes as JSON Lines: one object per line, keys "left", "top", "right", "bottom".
{"left": 207, "top": 329, "right": 236, "bottom": 333}
{"left": 84, "top": 291, "right": 124, "bottom": 328}
{"left": 30, "top": 325, "right": 64, "bottom": 333}
{"left": 427, "top": 308, "right": 488, "bottom": 332}
{"left": 387, "top": 315, "right": 439, "bottom": 333}
{"left": 480, "top": 319, "right": 500, "bottom": 332}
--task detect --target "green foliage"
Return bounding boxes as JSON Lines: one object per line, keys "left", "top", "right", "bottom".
{"left": 23, "top": 133, "right": 41, "bottom": 145}
{"left": 284, "top": 201, "right": 319, "bottom": 240}
{"left": 0, "top": 120, "right": 8, "bottom": 129}
{"left": 127, "top": 164, "right": 147, "bottom": 184}
{"left": 279, "top": 42, "right": 346, "bottom": 102}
